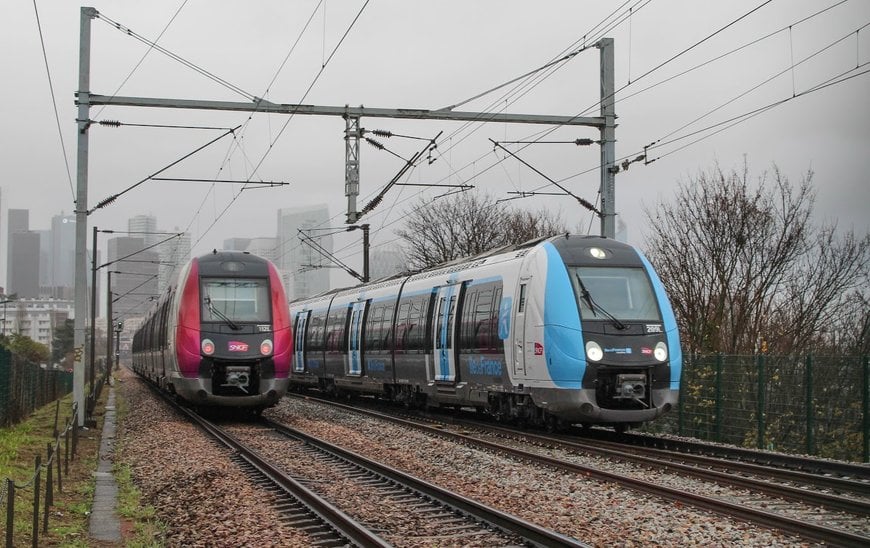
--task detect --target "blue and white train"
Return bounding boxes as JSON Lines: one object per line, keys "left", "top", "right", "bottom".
{"left": 288, "top": 234, "right": 681, "bottom": 430}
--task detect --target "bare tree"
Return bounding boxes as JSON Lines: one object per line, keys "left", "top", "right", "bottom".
{"left": 644, "top": 162, "right": 869, "bottom": 355}
{"left": 397, "top": 191, "right": 567, "bottom": 269}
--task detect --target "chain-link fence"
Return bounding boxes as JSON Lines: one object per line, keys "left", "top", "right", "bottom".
{"left": 0, "top": 349, "right": 73, "bottom": 427}
{"left": 645, "top": 353, "right": 870, "bottom": 462}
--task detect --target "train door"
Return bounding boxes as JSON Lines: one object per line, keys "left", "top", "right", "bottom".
{"left": 432, "top": 285, "right": 459, "bottom": 382}
{"left": 293, "top": 310, "right": 309, "bottom": 373}
{"left": 513, "top": 281, "right": 528, "bottom": 377}
{"left": 346, "top": 300, "right": 366, "bottom": 376}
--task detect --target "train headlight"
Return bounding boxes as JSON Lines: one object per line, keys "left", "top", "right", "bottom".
{"left": 654, "top": 342, "right": 668, "bottom": 362}
{"left": 201, "top": 338, "right": 215, "bottom": 356}
{"left": 260, "top": 339, "right": 273, "bottom": 356}
{"left": 586, "top": 341, "right": 603, "bottom": 362}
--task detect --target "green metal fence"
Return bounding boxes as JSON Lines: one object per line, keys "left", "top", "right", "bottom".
{"left": 644, "top": 353, "right": 870, "bottom": 463}
{"left": 0, "top": 349, "right": 73, "bottom": 427}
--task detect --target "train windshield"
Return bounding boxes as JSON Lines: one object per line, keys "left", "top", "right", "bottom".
{"left": 201, "top": 278, "right": 271, "bottom": 323}
{"left": 568, "top": 266, "right": 660, "bottom": 322}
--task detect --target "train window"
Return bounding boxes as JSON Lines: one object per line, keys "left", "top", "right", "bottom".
{"left": 422, "top": 292, "right": 437, "bottom": 352}
{"left": 382, "top": 303, "right": 395, "bottom": 350}
{"left": 307, "top": 311, "right": 327, "bottom": 352}
{"left": 569, "top": 266, "right": 660, "bottom": 322}
{"left": 459, "top": 290, "right": 479, "bottom": 350}
{"left": 201, "top": 278, "right": 270, "bottom": 323}
{"left": 325, "top": 305, "right": 349, "bottom": 353}
{"left": 398, "top": 295, "right": 429, "bottom": 352}
{"left": 518, "top": 284, "right": 526, "bottom": 312}
{"left": 459, "top": 282, "right": 504, "bottom": 354}
{"left": 364, "top": 306, "right": 386, "bottom": 351}
{"left": 434, "top": 294, "right": 457, "bottom": 350}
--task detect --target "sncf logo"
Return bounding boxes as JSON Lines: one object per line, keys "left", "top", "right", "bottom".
{"left": 534, "top": 342, "right": 544, "bottom": 356}
{"left": 228, "top": 341, "right": 249, "bottom": 352}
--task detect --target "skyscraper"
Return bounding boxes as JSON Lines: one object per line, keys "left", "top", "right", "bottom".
{"left": 108, "top": 237, "right": 159, "bottom": 320}
{"left": 6, "top": 209, "right": 39, "bottom": 298}
{"left": 128, "top": 214, "right": 158, "bottom": 246}
{"left": 157, "top": 229, "right": 191, "bottom": 293}
{"left": 276, "top": 205, "right": 331, "bottom": 300}
{"left": 6, "top": 209, "right": 28, "bottom": 292}
{"left": 9, "top": 231, "right": 40, "bottom": 298}
{"left": 49, "top": 214, "right": 76, "bottom": 295}
{"left": 223, "top": 237, "right": 278, "bottom": 264}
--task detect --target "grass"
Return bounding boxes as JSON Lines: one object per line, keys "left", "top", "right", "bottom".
{"left": 0, "top": 375, "right": 165, "bottom": 546}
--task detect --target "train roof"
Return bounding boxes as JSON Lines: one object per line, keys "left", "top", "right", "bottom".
{"left": 291, "top": 233, "right": 636, "bottom": 307}
{"left": 195, "top": 250, "right": 272, "bottom": 277}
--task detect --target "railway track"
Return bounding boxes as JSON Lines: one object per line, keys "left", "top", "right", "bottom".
{"left": 154, "top": 388, "right": 587, "bottom": 547}
{"left": 167, "top": 398, "right": 390, "bottom": 547}
{"left": 288, "top": 393, "right": 870, "bottom": 547}
{"left": 587, "top": 428, "right": 870, "bottom": 482}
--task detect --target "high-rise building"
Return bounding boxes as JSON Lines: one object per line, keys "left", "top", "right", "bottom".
{"left": 108, "top": 236, "right": 159, "bottom": 320}
{"left": 8, "top": 231, "right": 40, "bottom": 298}
{"left": 6, "top": 209, "right": 29, "bottom": 294}
{"left": 223, "top": 237, "right": 251, "bottom": 251}
{"left": 223, "top": 237, "right": 278, "bottom": 264}
{"left": 38, "top": 229, "right": 52, "bottom": 290}
{"left": 277, "top": 205, "right": 331, "bottom": 300}
{"left": 7, "top": 209, "right": 28, "bottom": 238}
{"left": 128, "top": 214, "right": 159, "bottom": 246}
{"left": 157, "top": 229, "right": 191, "bottom": 293}
{"left": 50, "top": 214, "right": 77, "bottom": 290}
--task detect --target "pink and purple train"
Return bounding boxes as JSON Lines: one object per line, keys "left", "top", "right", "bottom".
{"left": 131, "top": 250, "right": 292, "bottom": 411}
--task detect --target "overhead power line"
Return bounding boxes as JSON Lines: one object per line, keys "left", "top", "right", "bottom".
{"left": 31, "top": 0, "right": 75, "bottom": 202}
{"left": 189, "top": 1, "right": 372, "bottom": 252}
{"left": 96, "top": 11, "right": 255, "bottom": 101}
{"left": 89, "top": 125, "right": 241, "bottom": 213}
{"left": 93, "top": 0, "right": 190, "bottom": 120}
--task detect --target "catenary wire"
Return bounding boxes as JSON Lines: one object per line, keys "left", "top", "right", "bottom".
{"left": 96, "top": 11, "right": 255, "bottom": 101}
{"left": 31, "top": 0, "right": 75, "bottom": 202}
{"left": 93, "top": 0, "right": 190, "bottom": 120}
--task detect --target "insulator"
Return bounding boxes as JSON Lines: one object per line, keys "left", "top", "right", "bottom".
{"left": 365, "top": 138, "right": 385, "bottom": 150}
{"left": 96, "top": 195, "right": 118, "bottom": 209}
{"left": 574, "top": 138, "right": 594, "bottom": 146}
{"left": 99, "top": 120, "right": 122, "bottom": 127}
{"left": 371, "top": 129, "right": 393, "bottom": 138}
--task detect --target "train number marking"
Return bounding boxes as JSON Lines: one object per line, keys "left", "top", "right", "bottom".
{"left": 645, "top": 324, "right": 663, "bottom": 334}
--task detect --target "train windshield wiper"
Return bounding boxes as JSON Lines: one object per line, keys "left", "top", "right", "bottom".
{"left": 204, "top": 296, "right": 241, "bottom": 330}
{"left": 575, "top": 274, "right": 627, "bottom": 330}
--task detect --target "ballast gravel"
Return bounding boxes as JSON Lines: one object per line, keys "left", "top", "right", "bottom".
{"left": 115, "top": 370, "right": 311, "bottom": 547}
{"left": 114, "top": 369, "right": 816, "bottom": 547}
{"left": 265, "top": 396, "right": 817, "bottom": 547}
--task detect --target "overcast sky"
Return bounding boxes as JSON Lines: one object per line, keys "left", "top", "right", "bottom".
{"left": 2, "top": 0, "right": 868, "bottom": 291}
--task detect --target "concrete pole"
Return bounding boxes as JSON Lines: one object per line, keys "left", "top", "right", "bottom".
{"left": 73, "top": 7, "right": 97, "bottom": 426}
{"left": 598, "top": 38, "right": 616, "bottom": 239}
{"left": 89, "top": 226, "right": 97, "bottom": 414}
{"left": 106, "top": 271, "right": 112, "bottom": 373}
